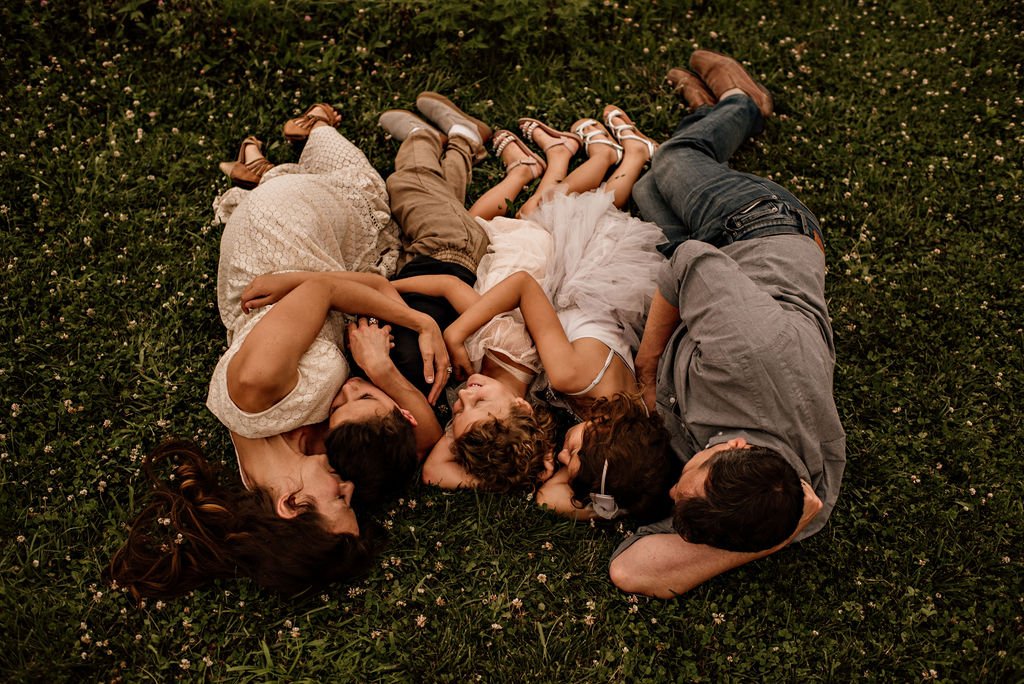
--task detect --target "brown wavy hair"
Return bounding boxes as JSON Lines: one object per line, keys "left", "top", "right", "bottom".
{"left": 107, "top": 439, "right": 376, "bottom": 600}
{"left": 326, "top": 407, "right": 417, "bottom": 513}
{"left": 567, "top": 394, "right": 682, "bottom": 524}
{"left": 452, "top": 403, "right": 556, "bottom": 493}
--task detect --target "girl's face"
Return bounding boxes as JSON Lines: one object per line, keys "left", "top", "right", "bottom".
{"left": 451, "top": 374, "right": 522, "bottom": 436}
{"left": 329, "top": 377, "right": 399, "bottom": 429}
{"left": 558, "top": 421, "right": 589, "bottom": 477}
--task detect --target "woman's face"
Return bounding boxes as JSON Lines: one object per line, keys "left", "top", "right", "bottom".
{"left": 451, "top": 374, "right": 521, "bottom": 436}
{"left": 328, "top": 377, "right": 399, "bottom": 429}
{"left": 558, "top": 421, "right": 589, "bottom": 478}
{"left": 297, "top": 453, "right": 359, "bottom": 535}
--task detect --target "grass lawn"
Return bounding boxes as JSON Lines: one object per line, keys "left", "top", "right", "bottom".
{"left": 2, "top": 0, "right": 1022, "bottom": 681}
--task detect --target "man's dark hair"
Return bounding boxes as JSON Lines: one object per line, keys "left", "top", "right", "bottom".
{"left": 326, "top": 407, "right": 417, "bottom": 513}
{"left": 672, "top": 445, "right": 803, "bottom": 552}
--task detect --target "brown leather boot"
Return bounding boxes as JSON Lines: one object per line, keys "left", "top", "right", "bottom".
{"left": 688, "top": 50, "right": 773, "bottom": 117}
{"left": 666, "top": 67, "right": 716, "bottom": 110}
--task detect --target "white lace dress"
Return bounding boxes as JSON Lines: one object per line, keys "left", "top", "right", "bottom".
{"left": 206, "top": 126, "right": 401, "bottom": 438}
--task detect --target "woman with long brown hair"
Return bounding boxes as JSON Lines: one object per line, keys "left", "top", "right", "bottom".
{"left": 110, "top": 104, "right": 448, "bottom": 598}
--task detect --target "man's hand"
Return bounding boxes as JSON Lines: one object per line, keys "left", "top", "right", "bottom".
{"left": 635, "top": 361, "right": 658, "bottom": 413}
{"left": 795, "top": 481, "right": 823, "bottom": 536}
{"left": 632, "top": 291, "right": 680, "bottom": 411}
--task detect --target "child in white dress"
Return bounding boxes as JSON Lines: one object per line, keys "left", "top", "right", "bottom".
{"left": 411, "top": 106, "right": 682, "bottom": 524}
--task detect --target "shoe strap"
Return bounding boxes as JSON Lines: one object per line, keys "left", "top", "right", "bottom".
{"left": 521, "top": 120, "right": 577, "bottom": 154}
{"left": 505, "top": 157, "right": 542, "bottom": 179}
{"left": 245, "top": 158, "right": 274, "bottom": 176}
{"left": 572, "top": 119, "right": 623, "bottom": 162}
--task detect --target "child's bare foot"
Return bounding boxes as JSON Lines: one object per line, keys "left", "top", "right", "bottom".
{"left": 603, "top": 105, "right": 657, "bottom": 163}
{"left": 518, "top": 118, "right": 581, "bottom": 160}
{"left": 493, "top": 130, "right": 546, "bottom": 181}
{"left": 570, "top": 118, "right": 623, "bottom": 164}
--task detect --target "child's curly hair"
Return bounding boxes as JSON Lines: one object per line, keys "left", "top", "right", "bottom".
{"left": 567, "top": 394, "right": 682, "bottom": 524}
{"left": 451, "top": 402, "right": 556, "bottom": 493}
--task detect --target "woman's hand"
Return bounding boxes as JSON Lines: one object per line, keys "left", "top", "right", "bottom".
{"left": 347, "top": 318, "right": 395, "bottom": 377}
{"left": 416, "top": 316, "right": 450, "bottom": 405}
{"left": 443, "top": 325, "right": 474, "bottom": 381}
{"left": 241, "top": 272, "right": 314, "bottom": 313}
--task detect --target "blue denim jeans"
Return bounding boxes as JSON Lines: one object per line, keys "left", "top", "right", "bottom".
{"left": 634, "top": 95, "right": 823, "bottom": 257}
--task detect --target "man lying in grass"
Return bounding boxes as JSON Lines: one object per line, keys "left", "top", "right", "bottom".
{"left": 609, "top": 51, "right": 844, "bottom": 598}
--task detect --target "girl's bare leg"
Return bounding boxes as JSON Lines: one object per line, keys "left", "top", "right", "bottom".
{"left": 603, "top": 107, "right": 657, "bottom": 208}
{"left": 468, "top": 166, "right": 534, "bottom": 220}
{"left": 519, "top": 123, "right": 616, "bottom": 218}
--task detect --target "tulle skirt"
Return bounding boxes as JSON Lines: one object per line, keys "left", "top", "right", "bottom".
{"left": 531, "top": 188, "right": 667, "bottom": 350}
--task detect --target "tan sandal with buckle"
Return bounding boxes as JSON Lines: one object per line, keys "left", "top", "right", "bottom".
{"left": 603, "top": 105, "right": 658, "bottom": 161}
{"left": 282, "top": 102, "right": 341, "bottom": 142}
{"left": 218, "top": 136, "right": 274, "bottom": 189}
{"left": 493, "top": 130, "right": 546, "bottom": 180}
{"left": 517, "top": 118, "right": 581, "bottom": 157}
{"left": 570, "top": 118, "right": 623, "bottom": 164}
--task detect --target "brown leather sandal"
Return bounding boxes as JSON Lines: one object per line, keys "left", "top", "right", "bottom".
{"left": 218, "top": 136, "right": 274, "bottom": 189}
{"left": 282, "top": 102, "right": 341, "bottom": 142}
{"left": 493, "top": 130, "right": 546, "bottom": 180}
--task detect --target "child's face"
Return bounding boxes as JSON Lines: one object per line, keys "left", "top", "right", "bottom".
{"left": 329, "top": 377, "right": 399, "bottom": 429}
{"left": 557, "top": 421, "right": 589, "bottom": 477}
{"left": 451, "top": 373, "right": 521, "bottom": 436}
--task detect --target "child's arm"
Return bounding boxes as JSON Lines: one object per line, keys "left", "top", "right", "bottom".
{"left": 421, "top": 436, "right": 483, "bottom": 489}
{"left": 392, "top": 275, "right": 482, "bottom": 313}
{"left": 347, "top": 320, "right": 441, "bottom": 459}
{"left": 536, "top": 468, "right": 599, "bottom": 521}
{"left": 444, "top": 271, "right": 594, "bottom": 391}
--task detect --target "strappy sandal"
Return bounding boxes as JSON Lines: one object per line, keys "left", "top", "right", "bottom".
{"left": 282, "top": 102, "right": 341, "bottom": 142}
{"left": 517, "top": 118, "right": 581, "bottom": 157}
{"left": 603, "top": 105, "right": 659, "bottom": 161}
{"left": 218, "top": 136, "right": 274, "bottom": 189}
{"left": 570, "top": 118, "right": 623, "bottom": 164}
{"left": 492, "top": 130, "right": 546, "bottom": 180}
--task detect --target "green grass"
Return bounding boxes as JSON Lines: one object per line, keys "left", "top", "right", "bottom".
{"left": 2, "top": 0, "right": 1022, "bottom": 681}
